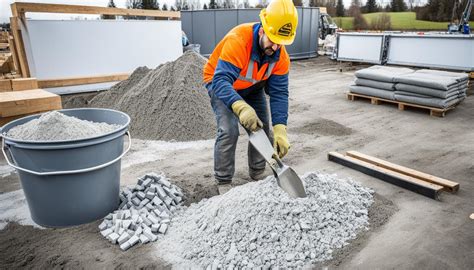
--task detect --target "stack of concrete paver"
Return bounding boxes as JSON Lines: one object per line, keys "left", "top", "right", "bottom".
{"left": 393, "top": 69, "right": 468, "bottom": 109}
{"left": 350, "top": 65, "right": 414, "bottom": 100}
{"left": 98, "top": 172, "right": 184, "bottom": 251}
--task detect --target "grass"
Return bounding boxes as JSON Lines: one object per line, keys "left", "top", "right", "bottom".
{"left": 334, "top": 12, "right": 474, "bottom": 31}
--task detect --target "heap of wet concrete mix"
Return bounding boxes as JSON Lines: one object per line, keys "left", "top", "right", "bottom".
{"left": 88, "top": 51, "right": 216, "bottom": 141}
{"left": 5, "top": 111, "right": 120, "bottom": 141}
{"left": 157, "top": 172, "right": 374, "bottom": 268}
{"left": 99, "top": 172, "right": 184, "bottom": 251}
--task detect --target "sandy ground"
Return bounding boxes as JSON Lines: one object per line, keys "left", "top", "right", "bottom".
{"left": 1, "top": 56, "right": 473, "bottom": 269}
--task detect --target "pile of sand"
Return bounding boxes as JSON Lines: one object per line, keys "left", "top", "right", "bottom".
{"left": 5, "top": 111, "right": 120, "bottom": 141}
{"left": 88, "top": 51, "right": 216, "bottom": 141}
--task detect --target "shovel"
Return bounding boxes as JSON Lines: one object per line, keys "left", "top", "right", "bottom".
{"left": 249, "top": 129, "right": 307, "bottom": 198}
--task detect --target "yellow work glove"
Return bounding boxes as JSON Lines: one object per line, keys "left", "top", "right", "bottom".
{"left": 231, "top": 100, "right": 263, "bottom": 132}
{"left": 273, "top": 124, "right": 290, "bottom": 158}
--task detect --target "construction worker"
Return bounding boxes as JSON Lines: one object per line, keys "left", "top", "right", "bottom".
{"left": 203, "top": 0, "right": 298, "bottom": 188}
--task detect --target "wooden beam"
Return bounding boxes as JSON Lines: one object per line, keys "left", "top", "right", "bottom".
{"left": 11, "top": 2, "right": 180, "bottom": 19}
{"left": 38, "top": 73, "right": 130, "bottom": 88}
{"left": 11, "top": 78, "right": 38, "bottom": 91}
{"left": 0, "top": 89, "right": 62, "bottom": 117}
{"left": 7, "top": 36, "right": 20, "bottom": 74}
{"left": 0, "top": 79, "right": 12, "bottom": 92}
{"left": 9, "top": 17, "right": 30, "bottom": 78}
{"left": 328, "top": 152, "right": 443, "bottom": 200}
{"left": 346, "top": 151, "right": 459, "bottom": 193}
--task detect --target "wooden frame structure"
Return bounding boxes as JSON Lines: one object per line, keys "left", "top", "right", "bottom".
{"left": 9, "top": 2, "right": 180, "bottom": 87}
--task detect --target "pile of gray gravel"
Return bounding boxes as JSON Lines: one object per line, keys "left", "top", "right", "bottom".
{"left": 157, "top": 172, "right": 374, "bottom": 268}
{"left": 5, "top": 111, "right": 120, "bottom": 141}
{"left": 88, "top": 51, "right": 216, "bottom": 141}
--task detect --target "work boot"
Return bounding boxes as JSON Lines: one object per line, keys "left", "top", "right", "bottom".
{"left": 216, "top": 180, "right": 233, "bottom": 195}
{"left": 249, "top": 168, "right": 267, "bottom": 181}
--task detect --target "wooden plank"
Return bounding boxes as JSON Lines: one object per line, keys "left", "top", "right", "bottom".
{"left": 0, "top": 89, "right": 62, "bottom": 117}
{"left": 0, "top": 79, "right": 12, "bottom": 92}
{"left": 346, "top": 151, "right": 459, "bottom": 193}
{"left": 9, "top": 17, "right": 30, "bottom": 78}
{"left": 11, "top": 78, "right": 38, "bottom": 91}
{"left": 328, "top": 152, "right": 443, "bottom": 200}
{"left": 0, "top": 43, "right": 8, "bottom": 50}
{"left": 38, "top": 73, "right": 130, "bottom": 88}
{"left": 11, "top": 2, "right": 180, "bottom": 19}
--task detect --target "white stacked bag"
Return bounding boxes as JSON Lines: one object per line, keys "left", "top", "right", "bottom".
{"left": 98, "top": 172, "right": 184, "bottom": 251}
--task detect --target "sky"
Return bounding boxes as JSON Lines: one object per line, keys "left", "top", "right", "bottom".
{"left": 0, "top": 0, "right": 428, "bottom": 23}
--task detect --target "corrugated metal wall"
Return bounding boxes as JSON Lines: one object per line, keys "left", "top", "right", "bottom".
{"left": 181, "top": 7, "right": 320, "bottom": 59}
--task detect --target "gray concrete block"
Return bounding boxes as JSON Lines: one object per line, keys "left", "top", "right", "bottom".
{"left": 164, "top": 197, "right": 173, "bottom": 207}
{"left": 135, "top": 226, "right": 143, "bottom": 236}
{"left": 105, "top": 213, "right": 112, "bottom": 220}
{"left": 148, "top": 214, "right": 159, "bottom": 225}
{"left": 108, "top": 232, "right": 120, "bottom": 244}
{"left": 142, "top": 178, "right": 152, "bottom": 187}
{"left": 143, "top": 230, "right": 158, "bottom": 242}
{"left": 145, "top": 203, "right": 155, "bottom": 211}
{"left": 163, "top": 186, "right": 172, "bottom": 195}
{"left": 131, "top": 215, "right": 139, "bottom": 224}
{"left": 156, "top": 186, "right": 167, "bottom": 199}
{"left": 139, "top": 198, "right": 150, "bottom": 207}
{"left": 153, "top": 209, "right": 161, "bottom": 217}
{"left": 118, "top": 228, "right": 125, "bottom": 235}
{"left": 123, "top": 220, "right": 132, "bottom": 229}
{"left": 130, "top": 224, "right": 137, "bottom": 231}
{"left": 127, "top": 235, "right": 140, "bottom": 248}
{"left": 161, "top": 219, "right": 170, "bottom": 224}
{"left": 119, "top": 194, "right": 126, "bottom": 202}
{"left": 137, "top": 178, "right": 144, "bottom": 185}
{"left": 158, "top": 223, "right": 168, "bottom": 234}
{"left": 100, "top": 228, "right": 113, "bottom": 237}
{"left": 146, "top": 191, "right": 155, "bottom": 200}
{"left": 142, "top": 216, "right": 152, "bottom": 226}
{"left": 117, "top": 232, "right": 131, "bottom": 245}
{"left": 152, "top": 197, "right": 163, "bottom": 206}
{"left": 139, "top": 234, "right": 150, "bottom": 244}
{"left": 123, "top": 210, "right": 131, "bottom": 220}
{"left": 151, "top": 224, "right": 160, "bottom": 232}
{"left": 120, "top": 241, "right": 131, "bottom": 251}
{"left": 148, "top": 186, "right": 157, "bottom": 193}
{"left": 98, "top": 221, "right": 107, "bottom": 231}
{"left": 137, "top": 191, "right": 146, "bottom": 200}
{"left": 159, "top": 211, "right": 170, "bottom": 219}
{"left": 135, "top": 184, "right": 145, "bottom": 191}
{"left": 132, "top": 197, "right": 141, "bottom": 206}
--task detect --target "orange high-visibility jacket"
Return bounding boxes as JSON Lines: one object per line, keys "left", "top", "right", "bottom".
{"left": 203, "top": 22, "right": 291, "bottom": 125}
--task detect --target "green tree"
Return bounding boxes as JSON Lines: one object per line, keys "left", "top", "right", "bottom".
{"left": 209, "top": 0, "right": 218, "bottom": 9}
{"left": 365, "top": 0, "right": 378, "bottom": 13}
{"left": 162, "top": 3, "right": 168, "bottom": 10}
{"left": 141, "top": 0, "right": 159, "bottom": 9}
{"left": 390, "top": 0, "right": 408, "bottom": 12}
{"left": 336, "top": 0, "right": 345, "bottom": 16}
{"left": 203, "top": 3, "right": 208, "bottom": 9}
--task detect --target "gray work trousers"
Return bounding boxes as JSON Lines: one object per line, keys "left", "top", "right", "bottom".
{"left": 208, "top": 86, "right": 271, "bottom": 182}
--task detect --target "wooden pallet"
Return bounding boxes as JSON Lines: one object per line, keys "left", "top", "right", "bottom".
{"left": 347, "top": 92, "right": 458, "bottom": 117}
{"left": 0, "top": 89, "right": 62, "bottom": 118}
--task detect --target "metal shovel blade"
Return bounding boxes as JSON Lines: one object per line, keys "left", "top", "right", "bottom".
{"left": 274, "top": 161, "right": 307, "bottom": 198}
{"left": 249, "top": 130, "right": 307, "bottom": 198}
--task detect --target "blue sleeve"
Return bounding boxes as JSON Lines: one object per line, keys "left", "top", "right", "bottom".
{"left": 267, "top": 73, "right": 289, "bottom": 126}
{"left": 211, "top": 59, "right": 242, "bottom": 107}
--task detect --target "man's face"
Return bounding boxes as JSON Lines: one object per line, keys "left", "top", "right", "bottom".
{"left": 259, "top": 32, "right": 282, "bottom": 56}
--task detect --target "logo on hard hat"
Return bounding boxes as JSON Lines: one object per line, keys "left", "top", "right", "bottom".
{"left": 278, "top": 23, "right": 293, "bottom": 37}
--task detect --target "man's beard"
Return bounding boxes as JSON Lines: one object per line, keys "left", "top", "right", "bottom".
{"left": 260, "top": 36, "right": 275, "bottom": 56}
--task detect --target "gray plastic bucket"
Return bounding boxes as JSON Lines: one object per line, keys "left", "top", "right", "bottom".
{"left": 0, "top": 108, "right": 131, "bottom": 228}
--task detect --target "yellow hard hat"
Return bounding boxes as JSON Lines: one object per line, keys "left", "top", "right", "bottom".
{"left": 259, "top": 0, "right": 298, "bottom": 45}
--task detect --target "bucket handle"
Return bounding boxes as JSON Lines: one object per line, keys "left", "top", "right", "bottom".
{"left": 2, "top": 131, "right": 131, "bottom": 176}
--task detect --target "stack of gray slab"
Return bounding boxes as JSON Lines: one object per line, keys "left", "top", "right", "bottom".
{"left": 393, "top": 69, "right": 468, "bottom": 109}
{"left": 350, "top": 65, "right": 414, "bottom": 100}
{"left": 98, "top": 172, "right": 184, "bottom": 251}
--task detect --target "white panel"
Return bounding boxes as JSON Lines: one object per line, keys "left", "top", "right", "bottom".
{"left": 387, "top": 34, "right": 474, "bottom": 71}
{"left": 22, "top": 20, "right": 182, "bottom": 79}
{"left": 337, "top": 33, "right": 383, "bottom": 64}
